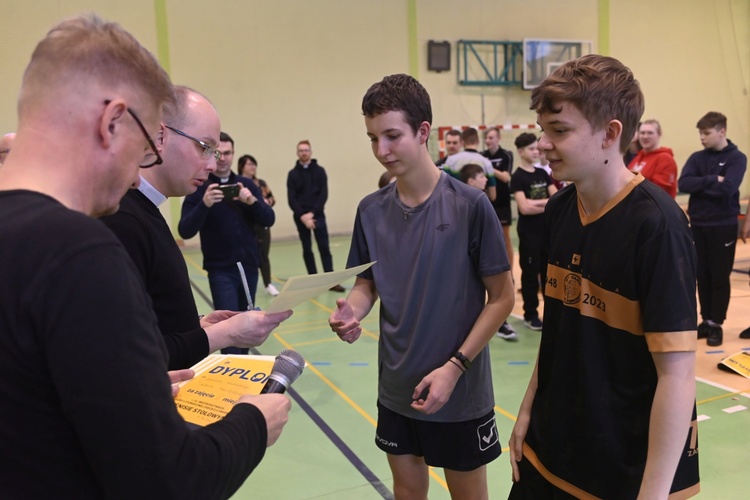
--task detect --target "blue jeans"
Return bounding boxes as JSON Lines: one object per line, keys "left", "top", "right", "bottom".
{"left": 208, "top": 263, "right": 258, "bottom": 355}
{"left": 294, "top": 214, "right": 333, "bottom": 274}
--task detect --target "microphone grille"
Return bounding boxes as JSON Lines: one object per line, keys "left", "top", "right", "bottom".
{"left": 272, "top": 349, "right": 306, "bottom": 384}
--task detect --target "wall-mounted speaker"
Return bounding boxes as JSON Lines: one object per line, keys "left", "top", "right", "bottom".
{"left": 428, "top": 41, "right": 451, "bottom": 73}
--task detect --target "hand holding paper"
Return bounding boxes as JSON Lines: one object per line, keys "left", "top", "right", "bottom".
{"left": 265, "top": 262, "right": 375, "bottom": 313}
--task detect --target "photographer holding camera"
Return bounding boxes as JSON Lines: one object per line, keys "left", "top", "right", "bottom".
{"left": 180, "top": 131, "right": 275, "bottom": 354}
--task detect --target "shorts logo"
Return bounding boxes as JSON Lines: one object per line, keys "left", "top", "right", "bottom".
{"left": 375, "top": 433, "right": 398, "bottom": 448}
{"left": 476, "top": 416, "right": 498, "bottom": 451}
{"left": 571, "top": 253, "right": 581, "bottom": 265}
{"left": 563, "top": 274, "right": 582, "bottom": 305}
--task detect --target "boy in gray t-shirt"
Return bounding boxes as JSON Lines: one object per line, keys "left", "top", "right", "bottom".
{"left": 329, "top": 74, "right": 514, "bottom": 499}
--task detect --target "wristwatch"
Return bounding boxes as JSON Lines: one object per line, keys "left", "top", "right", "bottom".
{"left": 454, "top": 351, "right": 471, "bottom": 370}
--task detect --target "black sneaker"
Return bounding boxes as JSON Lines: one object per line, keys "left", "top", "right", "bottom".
{"left": 496, "top": 322, "right": 518, "bottom": 341}
{"left": 697, "top": 321, "right": 710, "bottom": 339}
{"left": 740, "top": 326, "right": 750, "bottom": 339}
{"left": 524, "top": 317, "right": 543, "bottom": 331}
{"left": 707, "top": 325, "right": 723, "bottom": 347}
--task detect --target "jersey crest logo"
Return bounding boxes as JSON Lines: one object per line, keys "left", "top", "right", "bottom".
{"left": 571, "top": 253, "right": 581, "bottom": 265}
{"left": 435, "top": 223, "right": 450, "bottom": 232}
{"left": 563, "top": 274, "right": 582, "bottom": 304}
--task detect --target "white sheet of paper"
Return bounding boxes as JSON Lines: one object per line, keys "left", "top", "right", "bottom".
{"left": 265, "top": 262, "right": 375, "bottom": 313}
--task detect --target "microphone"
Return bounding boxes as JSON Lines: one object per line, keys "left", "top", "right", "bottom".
{"left": 260, "top": 349, "right": 305, "bottom": 394}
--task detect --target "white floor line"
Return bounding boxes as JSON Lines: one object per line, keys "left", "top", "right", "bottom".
{"left": 695, "top": 376, "right": 750, "bottom": 399}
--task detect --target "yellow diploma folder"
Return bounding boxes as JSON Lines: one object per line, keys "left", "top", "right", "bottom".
{"left": 719, "top": 351, "right": 750, "bottom": 379}
{"left": 174, "top": 354, "right": 275, "bottom": 427}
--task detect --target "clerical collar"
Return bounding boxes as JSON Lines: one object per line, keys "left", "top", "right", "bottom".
{"left": 137, "top": 176, "right": 167, "bottom": 207}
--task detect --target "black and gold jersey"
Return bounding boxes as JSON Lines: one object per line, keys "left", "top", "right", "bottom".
{"left": 525, "top": 174, "right": 700, "bottom": 499}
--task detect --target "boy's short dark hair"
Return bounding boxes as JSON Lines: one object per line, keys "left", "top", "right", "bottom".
{"left": 696, "top": 111, "right": 727, "bottom": 131}
{"left": 459, "top": 163, "right": 485, "bottom": 184}
{"left": 362, "top": 74, "right": 432, "bottom": 134}
{"left": 220, "top": 131, "right": 234, "bottom": 147}
{"left": 445, "top": 129, "right": 462, "bottom": 139}
{"left": 461, "top": 128, "right": 479, "bottom": 145}
{"left": 515, "top": 132, "right": 537, "bottom": 149}
{"left": 530, "top": 54, "right": 644, "bottom": 154}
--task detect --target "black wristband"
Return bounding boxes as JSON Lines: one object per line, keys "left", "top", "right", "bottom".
{"left": 448, "top": 358, "right": 465, "bottom": 373}
{"left": 454, "top": 351, "right": 471, "bottom": 370}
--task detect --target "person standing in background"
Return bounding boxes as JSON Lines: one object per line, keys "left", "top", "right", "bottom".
{"left": 510, "top": 133, "right": 557, "bottom": 332}
{"left": 179, "top": 132, "right": 275, "bottom": 353}
{"left": 484, "top": 127, "right": 518, "bottom": 340}
{"left": 444, "top": 128, "right": 497, "bottom": 202}
{"left": 678, "top": 111, "right": 747, "bottom": 346}
{"left": 287, "top": 140, "right": 345, "bottom": 292}
{"left": 238, "top": 154, "right": 280, "bottom": 297}
{"left": 627, "top": 119, "right": 678, "bottom": 198}
{"left": 435, "top": 129, "right": 463, "bottom": 168}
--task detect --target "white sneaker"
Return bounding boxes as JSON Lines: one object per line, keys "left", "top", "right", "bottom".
{"left": 265, "top": 284, "right": 280, "bottom": 296}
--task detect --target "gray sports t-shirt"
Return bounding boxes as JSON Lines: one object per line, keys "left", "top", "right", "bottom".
{"left": 347, "top": 172, "right": 509, "bottom": 422}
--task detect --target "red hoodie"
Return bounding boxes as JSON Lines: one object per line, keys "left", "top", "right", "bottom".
{"left": 627, "top": 147, "right": 678, "bottom": 198}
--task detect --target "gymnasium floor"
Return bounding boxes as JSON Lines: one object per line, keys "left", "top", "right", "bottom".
{"left": 181, "top": 228, "right": 750, "bottom": 499}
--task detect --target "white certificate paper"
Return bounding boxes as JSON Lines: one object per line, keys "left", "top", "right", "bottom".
{"left": 265, "top": 262, "right": 375, "bottom": 313}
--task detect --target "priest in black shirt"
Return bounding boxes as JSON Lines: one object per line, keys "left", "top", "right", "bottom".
{"left": 101, "top": 85, "right": 291, "bottom": 370}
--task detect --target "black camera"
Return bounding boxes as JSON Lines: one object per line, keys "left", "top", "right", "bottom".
{"left": 216, "top": 183, "right": 240, "bottom": 200}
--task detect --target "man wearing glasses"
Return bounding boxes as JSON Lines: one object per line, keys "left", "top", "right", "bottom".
{"left": 102, "top": 86, "right": 292, "bottom": 370}
{"left": 0, "top": 15, "right": 291, "bottom": 498}
{"left": 179, "top": 131, "right": 274, "bottom": 354}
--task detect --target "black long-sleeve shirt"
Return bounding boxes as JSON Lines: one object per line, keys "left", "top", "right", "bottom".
{"left": 179, "top": 173, "right": 274, "bottom": 271}
{"left": 286, "top": 159, "right": 329, "bottom": 218}
{"left": 101, "top": 189, "right": 208, "bottom": 370}
{"left": 0, "top": 191, "right": 267, "bottom": 499}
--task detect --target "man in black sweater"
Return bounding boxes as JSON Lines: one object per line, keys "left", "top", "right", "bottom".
{"left": 102, "top": 86, "right": 292, "bottom": 369}
{"left": 287, "top": 140, "right": 345, "bottom": 291}
{"left": 0, "top": 15, "right": 290, "bottom": 498}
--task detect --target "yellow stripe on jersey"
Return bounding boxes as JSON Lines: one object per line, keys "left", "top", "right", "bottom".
{"left": 644, "top": 331, "right": 697, "bottom": 353}
{"left": 545, "top": 265, "right": 643, "bottom": 335}
{"left": 545, "top": 265, "right": 698, "bottom": 353}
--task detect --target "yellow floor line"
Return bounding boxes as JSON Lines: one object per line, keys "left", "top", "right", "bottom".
{"left": 495, "top": 405, "right": 517, "bottom": 422}
{"left": 273, "top": 331, "right": 377, "bottom": 428}
{"left": 275, "top": 313, "right": 448, "bottom": 491}
{"left": 183, "top": 253, "right": 207, "bottom": 275}
{"left": 697, "top": 390, "right": 749, "bottom": 405}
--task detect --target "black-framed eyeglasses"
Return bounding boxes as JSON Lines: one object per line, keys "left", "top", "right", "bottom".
{"left": 104, "top": 100, "right": 162, "bottom": 168}
{"left": 164, "top": 125, "right": 221, "bottom": 161}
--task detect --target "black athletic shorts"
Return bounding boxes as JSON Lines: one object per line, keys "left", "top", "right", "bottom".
{"left": 495, "top": 205, "right": 512, "bottom": 226}
{"left": 375, "top": 400, "right": 501, "bottom": 471}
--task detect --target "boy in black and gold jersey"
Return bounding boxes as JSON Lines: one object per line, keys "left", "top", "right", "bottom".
{"left": 509, "top": 55, "right": 700, "bottom": 499}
